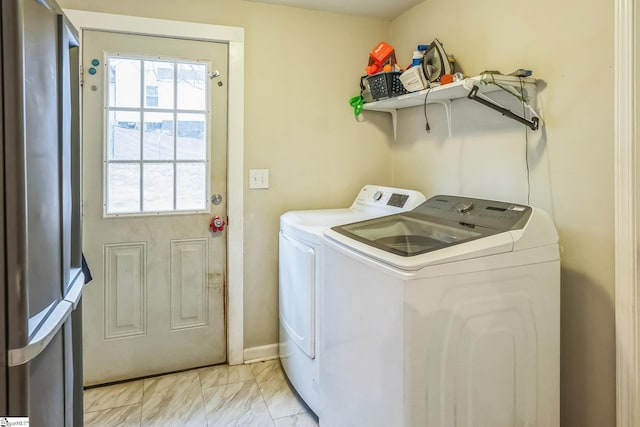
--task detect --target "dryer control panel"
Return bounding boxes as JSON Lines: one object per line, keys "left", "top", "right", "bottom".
{"left": 351, "top": 185, "right": 426, "bottom": 213}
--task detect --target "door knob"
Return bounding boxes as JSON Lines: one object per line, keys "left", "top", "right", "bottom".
{"left": 211, "top": 194, "right": 223, "bottom": 205}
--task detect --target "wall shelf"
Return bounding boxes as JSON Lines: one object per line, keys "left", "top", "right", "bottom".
{"left": 362, "top": 74, "right": 538, "bottom": 138}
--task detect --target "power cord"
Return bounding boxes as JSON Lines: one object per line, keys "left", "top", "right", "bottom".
{"left": 423, "top": 87, "right": 433, "bottom": 132}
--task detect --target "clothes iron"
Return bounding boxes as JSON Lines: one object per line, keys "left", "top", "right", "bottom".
{"left": 421, "top": 39, "right": 452, "bottom": 83}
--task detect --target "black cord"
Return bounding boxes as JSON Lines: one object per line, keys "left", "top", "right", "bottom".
{"left": 423, "top": 87, "right": 433, "bottom": 132}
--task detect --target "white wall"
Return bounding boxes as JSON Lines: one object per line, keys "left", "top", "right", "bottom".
{"left": 238, "top": 6, "right": 392, "bottom": 348}
{"left": 389, "top": 1, "right": 615, "bottom": 426}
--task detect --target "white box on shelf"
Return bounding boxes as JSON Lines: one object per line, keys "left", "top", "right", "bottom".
{"left": 399, "top": 66, "right": 428, "bottom": 92}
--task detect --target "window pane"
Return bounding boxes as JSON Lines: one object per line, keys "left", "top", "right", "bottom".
{"left": 145, "top": 86, "right": 159, "bottom": 107}
{"left": 143, "top": 163, "right": 174, "bottom": 211}
{"left": 176, "top": 163, "right": 206, "bottom": 210}
{"left": 144, "top": 61, "right": 174, "bottom": 109}
{"left": 143, "top": 112, "right": 174, "bottom": 160}
{"left": 108, "top": 111, "right": 141, "bottom": 160}
{"left": 176, "top": 113, "right": 206, "bottom": 160}
{"left": 108, "top": 58, "right": 141, "bottom": 108}
{"left": 105, "top": 56, "right": 210, "bottom": 217}
{"left": 177, "top": 63, "right": 206, "bottom": 110}
{"left": 107, "top": 164, "right": 140, "bottom": 213}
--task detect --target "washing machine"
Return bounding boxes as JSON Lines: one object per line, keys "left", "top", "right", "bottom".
{"left": 278, "top": 185, "right": 426, "bottom": 415}
{"left": 319, "top": 195, "right": 560, "bottom": 427}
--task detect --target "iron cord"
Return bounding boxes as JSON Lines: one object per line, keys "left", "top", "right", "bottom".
{"left": 423, "top": 87, "right": 433, "bottom": 132}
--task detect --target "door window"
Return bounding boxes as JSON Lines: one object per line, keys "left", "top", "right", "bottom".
{"left": 104, "top": 54, "right": 210, "bottom": 215}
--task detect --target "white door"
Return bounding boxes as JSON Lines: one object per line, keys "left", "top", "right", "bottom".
{"left": 81, "top": 30, "right": 228, "bottom": 385}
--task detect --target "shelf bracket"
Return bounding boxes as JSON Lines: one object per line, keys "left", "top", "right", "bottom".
{"left": 389, "top": 109, "right": 398, "bottom": 140}
{"left": 383, "top": 100, "right": 452, "bottom": 140}
{"left": 467, "top": 85, "right": 539, "bottom": 131}
{"left": 428, "top": 99, "right": 452, "bottom": 138}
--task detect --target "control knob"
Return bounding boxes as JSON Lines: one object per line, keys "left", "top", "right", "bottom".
{"left": 456, "top": 202, "right": 474, "bottom": 214}
{"left": 373, "top": 190, "right": 383, "bottom": 201}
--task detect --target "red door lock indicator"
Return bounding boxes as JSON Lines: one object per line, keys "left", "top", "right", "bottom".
{"left": 210, "top": 216, "right": 225, "bottom": 233}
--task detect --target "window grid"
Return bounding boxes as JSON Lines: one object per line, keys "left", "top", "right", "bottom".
{"left": 105, "top": 55, "right": 209, "bottom": 216}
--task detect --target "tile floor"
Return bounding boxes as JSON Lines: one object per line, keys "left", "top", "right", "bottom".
{"left": 83, "top": 359, "right": 320, "bottom": 427}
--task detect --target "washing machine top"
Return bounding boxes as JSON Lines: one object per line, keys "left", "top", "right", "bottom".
{"left": 280, "top": 185, "right": 426, "bottom": 240}
{"left": 325, "top": 194, "right": 559, "bottom": 270}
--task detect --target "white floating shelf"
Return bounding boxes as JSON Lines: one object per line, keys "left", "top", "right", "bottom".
{"left": 362, "top": 74, "right": 537, "bottom": 138}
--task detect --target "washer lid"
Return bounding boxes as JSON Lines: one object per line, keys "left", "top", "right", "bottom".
{"left": 324, "top": 195, "right": 559, "bottom": 270}
{"left": 330, "top": 195, "right": 532, "bottom": 257}
{"left": 331, "top": 213, "right": 494, "bottom": 257}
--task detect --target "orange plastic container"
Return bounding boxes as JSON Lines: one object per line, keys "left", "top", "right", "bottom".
{"left": 366, "top": 41, "right": 397, "bottom": 75}
{"left": 370, "top": 41, "right": 394, "bottom": 63}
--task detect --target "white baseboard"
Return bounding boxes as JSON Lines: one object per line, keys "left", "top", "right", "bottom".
{"left": 243, "top": 344, "right": 279, "bottom": 364}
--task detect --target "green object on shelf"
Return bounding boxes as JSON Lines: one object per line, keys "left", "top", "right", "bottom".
{"left": 349, "top": 96, "right": 364, "bottom": 116}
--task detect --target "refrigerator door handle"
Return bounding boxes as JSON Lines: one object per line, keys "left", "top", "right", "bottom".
{"left": 64, "top": 267, "right": 85, "bottom": 309}
{"left": 7, "top": 300, "right": 73, "bottom": 366}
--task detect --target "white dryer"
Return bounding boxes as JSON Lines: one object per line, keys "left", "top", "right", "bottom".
{"left": 278, "top": 185, "right": 425, "bottom": 414}
{"left": 320, "top": 195, "right": 560, "bottom": 427}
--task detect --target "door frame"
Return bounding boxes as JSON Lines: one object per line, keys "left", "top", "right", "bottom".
{"left": 64, "top": 9, "right": 245, "bottom": 365}
{"left": 614, "top": 0, "right": 640, "bottom": 424}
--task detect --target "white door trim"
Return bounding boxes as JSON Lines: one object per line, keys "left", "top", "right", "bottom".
{"left": 64, "top": 10, "right": 245, "bottom": 365}
{"left": 614, "top": 0, "right": 640, "bottom": 424}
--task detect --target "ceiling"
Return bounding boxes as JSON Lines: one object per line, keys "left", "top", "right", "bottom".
{"left": 244, "top": 0, "right": 424, "bottom": 20}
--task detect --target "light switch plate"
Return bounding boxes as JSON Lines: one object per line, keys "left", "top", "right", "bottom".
{"left": 249, "top": 169, "right": 269, "bottom": 189}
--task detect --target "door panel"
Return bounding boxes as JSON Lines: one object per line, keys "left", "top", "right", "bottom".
{"left": 82, "top": 30, "right": 228, "bottom": 385}
{"left": 278, "top": 232, "right": 316, "bottom": 358}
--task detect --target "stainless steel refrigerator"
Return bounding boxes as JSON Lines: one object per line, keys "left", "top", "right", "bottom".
{"left": 1, "top": 0, "right": 84, "bottom": 425}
